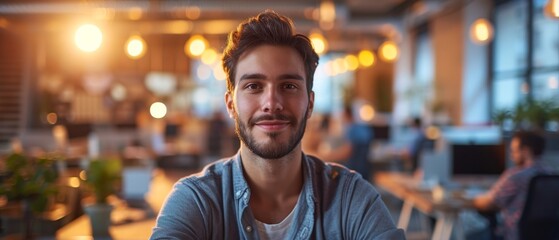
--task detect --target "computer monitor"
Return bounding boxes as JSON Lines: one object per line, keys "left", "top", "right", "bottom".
{"left": 371, "top": 125, "right": 390, "bottom": 142}
{"left": 164, "top": 123, "right": 180, "bottom": 138}
{"left": 452, "top": 143, "right": 506, "bottom": 175}
{"left": 65, "top": 123, "right": 92, "bottom": 140}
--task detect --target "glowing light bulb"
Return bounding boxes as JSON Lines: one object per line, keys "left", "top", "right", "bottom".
{"left": 75, "top": 24, "right": 103, "bottom": 52}
{"left": 185, "top": 35, "right": 208, "bottom": 58}
{"left": 358, "top": 50, "right": 375, "bottom": 67}
{"left": 470, "top": 19, "right": 494, "bottom": 45}
{"left": 379, "top": 41, "right": 399, "bottom": 62}
{"left": 125, "top": 35, "right": 146, "bottom": 59}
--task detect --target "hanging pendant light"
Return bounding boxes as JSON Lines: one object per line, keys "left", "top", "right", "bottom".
{"left": 470, "top": 18, "right": 494, "bottom": 45}
{"left": 309, "top": 30, "right": 328, "bottom": 55}
{"left": 125, "top": 35, "right": 146, "bottom": 59}
{"left": 185, "top": 35, "right": 208, "bottom": 58}
{"left": 358, "top": 49, "right": 375, "bottom": 68}
{"left": 544, "top": 0, "right": 559, "bottom": 19}
{"left": 379, "top": 40, "right": 399, "bottom": 62}
{"left": 75, "top": 24, "right": 103, "bottom": 52}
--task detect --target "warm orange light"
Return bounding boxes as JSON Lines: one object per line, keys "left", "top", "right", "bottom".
{"left": 544, "top": 0, "right": 559, "bottom": 18}
{"left": 379, "top": 41, "right": 399, "bottom": 62}
{"left": 185, "top": 35, "right": 208, "bottom": 58}
{"left": 128, "top": 7, "right": 143, "bottom": 20}
{"left": 46, "top": 112, "right": 58, "bottom": 125}
{"left": 201, "top": 48, "right": 218, "bottom": 65}
{"left": 359, "top": 105, "right": 375, "bottom": 122}
{"left": 186, "top": 6, "right": 201, "bottom": 20}
{"left": 213, "top": 64, "right": 226, "bottom": 81}
{"left": 358, "top": 50, "right": 375, "bottom": 67}
{"left": 150, "top": 102, "right": 167, "bottom": 119}
{"left": 310, "top": 32, "right": 328, "bottom": 55}
{"left": 425, "top": 126, "right": 441, "bottom": 140}
{"left": 470, "top": 19, "right": 494, "bottom": 45}
{"left": 125, "top": 35, "right": 146, "bottom": 59}
{"left": 74, "top": 24, "right": 103, "bottom": 52}
{"left": 334, "top": 58, "right": 347, "bottom": 74}
{"left": 344, "top": 54, "right": 359, "bottom": 71}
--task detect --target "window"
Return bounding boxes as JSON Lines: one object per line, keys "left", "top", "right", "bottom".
{"left": 492, "top": 0, "right": 559, "bottom": 111}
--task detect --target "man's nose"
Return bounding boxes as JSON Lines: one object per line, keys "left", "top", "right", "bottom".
{"left": 261, "top": 87, "right": 283, "bottom": 112}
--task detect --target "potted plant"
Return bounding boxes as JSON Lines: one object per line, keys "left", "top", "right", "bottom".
{"left": 494, "top": 99, "right": 559, "bottom": 132}
{"left": 0, "top": 153, "right": 59, "bottom": 239}
{"left": 82, "top": 158, "right": 121, "bottom": 237}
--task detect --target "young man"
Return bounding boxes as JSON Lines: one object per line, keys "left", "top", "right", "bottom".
{"left": 150, "top": 11, "right": 404, "bottom": 239}
{"left": 473, "top": 130, "right": 555, "bottom": 240}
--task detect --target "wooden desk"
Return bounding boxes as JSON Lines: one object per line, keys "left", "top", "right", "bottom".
{"left": 375, "top": 172, "right": 497, "bottom": 240}
{"left": 56, "top": 215, "right": 156, "bottom": 239}
{"left": 57, "top": 168, "right": 197, "bottom": 239}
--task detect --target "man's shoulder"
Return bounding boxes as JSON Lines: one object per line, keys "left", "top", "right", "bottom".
{"left": 503, "top": 163, "right": 553, "bottom": 184}
{"left": 176, "top": 157, "right": 236, "bottom": 189}
{"left": 305, "top": 154, "right": 354, "bottom": 176}
{"left": 305, "top": 154, "right": 372, "bottom": 190}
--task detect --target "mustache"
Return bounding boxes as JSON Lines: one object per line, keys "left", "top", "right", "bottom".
{"left": 249, "top": 114, "right": 293, "bottom": 125}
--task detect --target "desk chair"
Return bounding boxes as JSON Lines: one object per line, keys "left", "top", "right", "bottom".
{"left": 518, "top": 174, "right": 559, "bottom": 240}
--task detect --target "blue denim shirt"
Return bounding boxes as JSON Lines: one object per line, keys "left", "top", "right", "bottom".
{"left": 150, "top": 153, "right": 405, "bottom": 239}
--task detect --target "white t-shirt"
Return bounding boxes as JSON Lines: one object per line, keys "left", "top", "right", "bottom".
{"left": 254, "top": 197, "right": 300, "bottom": 240}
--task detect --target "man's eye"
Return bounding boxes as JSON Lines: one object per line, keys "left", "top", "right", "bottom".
{"left": 246, "top": 83, "right": 260, "bottom": 90}
{"left": 284, "top": 83, "right": 297, "bottom": 89}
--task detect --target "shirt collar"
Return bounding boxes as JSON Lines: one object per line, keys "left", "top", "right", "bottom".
{"left": 232, "top": 153, "right": 249, "bottom": 200}
{"left": 231, "top": 152, "right": 317, "bottom": 204}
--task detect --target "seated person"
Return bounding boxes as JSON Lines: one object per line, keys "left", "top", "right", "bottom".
{"left": 311, "top": 106, "right": 374, "bottom": 182}
{"left": 473, "top": 130, "right": 556, "bottom": 240}
{"left": 401, "top": 117, "right": 430, "bottom": 173}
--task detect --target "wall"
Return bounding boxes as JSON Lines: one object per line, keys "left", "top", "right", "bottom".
{"left": 431, "top": 8, "right": 465, "bottom": 125}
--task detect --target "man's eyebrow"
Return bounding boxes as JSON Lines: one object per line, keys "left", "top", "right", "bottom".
{"left": 238, "top": 73, "right": 305, "bottom": 82}
{"left": 278, "top": 74, "right": 304, "bottom": 81}
{"left": 239, "top": 73, "right": 266, "bottom": 82}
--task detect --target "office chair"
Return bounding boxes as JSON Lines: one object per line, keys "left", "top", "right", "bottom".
{"left": 518, "top": 174, "right": 559, "bottom": 240}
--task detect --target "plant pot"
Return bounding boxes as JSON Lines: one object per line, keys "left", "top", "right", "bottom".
{"left": 84, "top": 203, "right": 113, "bottom": 237}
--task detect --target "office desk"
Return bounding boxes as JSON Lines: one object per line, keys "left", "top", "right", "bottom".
{"left": 57, "top": 168, "right": 197, "bottom": 239}
{"left": 56, "top": 216, "right": 156, "bottom": 239}
{"left": 375, "top": 172, "right": 497, "bottom": 240}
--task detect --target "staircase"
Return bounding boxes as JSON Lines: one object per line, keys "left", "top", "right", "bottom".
{"left": 0, "top": 31, "right": 24, "bottom": 153}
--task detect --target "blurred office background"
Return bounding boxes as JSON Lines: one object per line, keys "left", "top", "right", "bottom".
{"left": 0, "top": 0, "right": 558, "bottom": 239}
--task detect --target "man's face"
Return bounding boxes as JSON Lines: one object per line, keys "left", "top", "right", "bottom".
{"left": 510, "top": 137, "right": 526, "bottom": 166}
{"left": 225, "top": 45, "right": 314, "bottom": 159}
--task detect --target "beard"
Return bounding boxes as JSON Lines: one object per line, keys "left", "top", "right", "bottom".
{"left": 234, "top": 108, "right": 309, "bottom": 159}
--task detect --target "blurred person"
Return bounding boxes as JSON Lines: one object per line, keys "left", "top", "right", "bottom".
{"left": 401, "top": 117, "right": 430, "bottom": 174}
{"left": 473, "top": 130, "right": 555, "bottom": 240}
{"left": 150, "top": 11, "right": 403, "bottom": 239}
{"left": 313, "top": 106, "right": 374, "bottom": 183}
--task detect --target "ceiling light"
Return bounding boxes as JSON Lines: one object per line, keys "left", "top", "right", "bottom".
{"left": 470, "top": 18, "right": 494, "bottom": 45}
{"left": 310, "top": 31, "right": 328, "bottom": 55}
{"left": 544, "top": 0, "right": 559, "bottom": 18}
{"left": 125, "top": 35, "right": 146, "bottom": 59}
{"left": 379, "top": 41, "right": 399, "bottom": 62}
{"left": 150, "top": 102, "right": 167, "bottom": 119}
{"left": 358, "top": 50, "right": 375, "bottom": 68}
{"left": 185, "top": 35, "right": 209, "bottom": 58}
{"left": 75, "top": 24, "right": 103, "bottom": 52}
{"left": 201, "top": 48, "right": 218, "bottom": 65}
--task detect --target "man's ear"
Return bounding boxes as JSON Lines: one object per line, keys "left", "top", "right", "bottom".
{"left": 307, "top": 91, "right": 315, "bottom": 119}
{"left": 225, "top": 91, "right": 235, "bottom": 119}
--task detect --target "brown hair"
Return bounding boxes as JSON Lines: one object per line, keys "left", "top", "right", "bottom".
{"left": 222, "top": 10, "right": 319, "bottom": 94}
{"left": 513, "top": 130, "right": 546, "bottom": 157}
